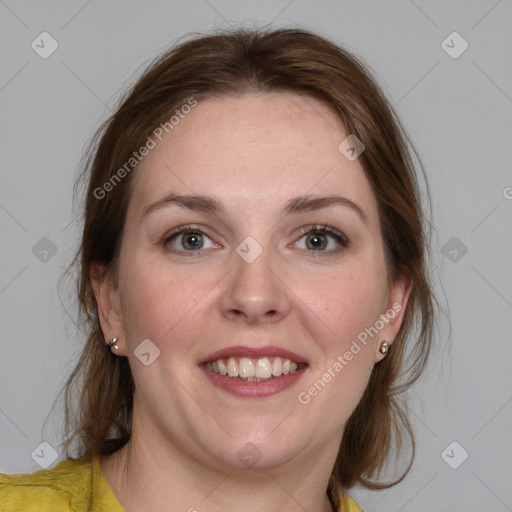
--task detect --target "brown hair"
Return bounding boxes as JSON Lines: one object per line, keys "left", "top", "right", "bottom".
{"left": 63, "top": 27, "right": 438, "bottom": 507}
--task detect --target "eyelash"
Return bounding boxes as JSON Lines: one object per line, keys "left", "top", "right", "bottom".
{"left": 295, "top": 225, "right": 349, "bottom": 255}
{"left": 162, "top": 224, "right": 350, "bottom": 256}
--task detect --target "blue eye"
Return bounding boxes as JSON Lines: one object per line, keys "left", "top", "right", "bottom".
{"left": 294, "top": 225, "right": 349, "bottom": 253}
{"left": 163, "top": 225, "right": 218, "bottom": 253}
{"left": 162, "top": 224, "right": 349, "bottom": 256}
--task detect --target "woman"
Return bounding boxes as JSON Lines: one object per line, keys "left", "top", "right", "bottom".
{"left": 0, "top": 27, "right": 436, "bottom": 511}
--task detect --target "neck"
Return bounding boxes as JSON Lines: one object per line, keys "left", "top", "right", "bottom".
{"left": 100, "top": 422, "right": 338, "bottom": 512}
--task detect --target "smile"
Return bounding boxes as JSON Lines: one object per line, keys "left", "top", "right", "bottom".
{"left": 204, "top": 356, "right": 305, "bottom": 381}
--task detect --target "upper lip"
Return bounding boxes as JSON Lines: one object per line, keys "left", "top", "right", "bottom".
{"left": 200, "top": 345, "right": 308, "bottom": 365}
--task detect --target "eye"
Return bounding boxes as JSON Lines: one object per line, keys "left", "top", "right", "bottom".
{"left": 294, "top": 225, "right": 349, "bottom": 253}
{"left": 161, "top": 224, "right": 349, "bottom": 256}
{"left": 163, "top": 225, "right": 219, "bottom": 254}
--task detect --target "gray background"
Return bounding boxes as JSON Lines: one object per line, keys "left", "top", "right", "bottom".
{"left": 1, "top": 1, "right": 511, "bottom": 511}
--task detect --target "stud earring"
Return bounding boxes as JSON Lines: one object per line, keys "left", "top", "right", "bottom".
{"left": 379, "top": 341, "right": 389, "bottom": 354}
{"left": 109, "top": 338, "right": 119, "bottom": 352}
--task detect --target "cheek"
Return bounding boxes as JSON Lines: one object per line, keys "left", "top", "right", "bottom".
{"left": 298, "top": 260, "right": 386, "bottom": 347}
{"left": 117, "top": 249, "right": 211, "bottom": 345}
{"left": 296, "top": 268, "right": 380, "bottom": 423}
{"left": 291, "top": 258, "right": 385, "bottom": 413}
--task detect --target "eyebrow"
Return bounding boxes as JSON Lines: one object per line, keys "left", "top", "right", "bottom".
{"left": 141, "top": 193, "right": 368, "bottom": 225}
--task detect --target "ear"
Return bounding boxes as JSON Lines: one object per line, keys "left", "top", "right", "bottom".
{"left": 373, "top": 274, "right": 413, "bottom": 363}
{"left": 90, "top": 263, "right": 125, "bottom": 355}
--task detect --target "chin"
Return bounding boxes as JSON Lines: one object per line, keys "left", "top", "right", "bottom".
{"left": 211, "top": 429, "right": 305, "bottom": 470}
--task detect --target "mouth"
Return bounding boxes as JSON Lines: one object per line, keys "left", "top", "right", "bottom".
{"left": 202, "top": 356, "right": 307, "bottom": 382}
{"left": 199, "top": 345, "right": 309, "bottom": 398}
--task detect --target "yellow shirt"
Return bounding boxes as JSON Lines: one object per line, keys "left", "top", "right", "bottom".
{"left": 0, "top": 456, "right": 362, "bottom": 511}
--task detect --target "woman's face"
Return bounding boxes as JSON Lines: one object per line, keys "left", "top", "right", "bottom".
{"left": 96, "top": 91, "right": 410, "bottom": 472}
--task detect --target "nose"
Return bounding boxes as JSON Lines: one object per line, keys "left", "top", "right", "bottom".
{"left": 220, "top": 245, "right": 292, "bottom": 325}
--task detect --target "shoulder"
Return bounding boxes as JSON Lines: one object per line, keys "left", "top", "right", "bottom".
{"left": 340, "top": 493, "right": 364, "bottom": 512}
{"left": 0, "top": 456, "right": 93, "bottom": 512}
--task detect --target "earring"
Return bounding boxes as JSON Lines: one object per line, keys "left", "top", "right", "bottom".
{"left": 379, "top": 341, "right": 389, "bottom": 354}
{"left": 109, "top": 338, "right": 119, "bottom": 352}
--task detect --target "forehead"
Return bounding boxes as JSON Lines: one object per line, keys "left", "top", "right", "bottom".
{"left": 130, "top": 92, "right": 379, "bottom": 224}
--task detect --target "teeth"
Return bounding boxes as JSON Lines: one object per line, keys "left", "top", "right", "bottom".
{"left": 217, "top": 359, "right": 228, "bottom": 375}
{"left": 255, "top": 357, "right": 272, "bottom": 379}
{"left": 271, "top": 357, "right": 282, "bottom": 376}
{"left": 227, "top": 357, "right": 238, "bottom": 377}
{"left": 239, "top": 357, "right": 255, "bottom": 378}
{"left": 205, "top": 356, "right": 303, "bottom": 380}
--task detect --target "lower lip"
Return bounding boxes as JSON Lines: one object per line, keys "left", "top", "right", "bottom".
{"left": 200, "top": 364, "right": 308, "bottom": 398}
